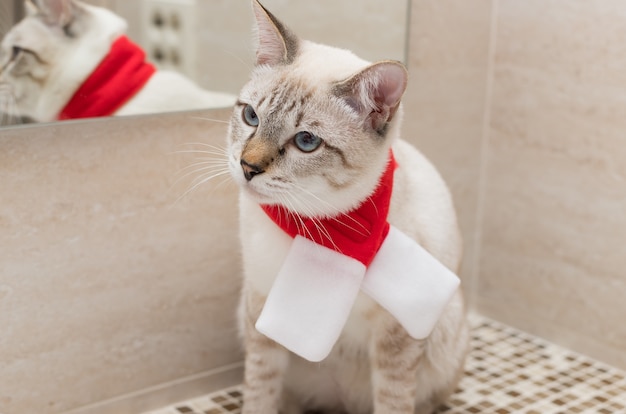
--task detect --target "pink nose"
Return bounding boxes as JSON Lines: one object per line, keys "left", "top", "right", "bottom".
{"left": 241, "top": 159, "right": 265, "bottom": 181}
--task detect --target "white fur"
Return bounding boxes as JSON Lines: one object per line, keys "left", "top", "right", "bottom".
{"left": 231, "top": 2, "right": 468, "bottom": 412}
{"left": 116, "top": 71, "right": 235, "bottom": 116}
{"left": 0, "top": 0, "right": 235, "bottom": 122}
{"left": 237, "top": 138, "right": 467, "bottom": 413}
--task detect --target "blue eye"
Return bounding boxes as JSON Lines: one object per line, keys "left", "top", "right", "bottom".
{"left": 293, "top": 131, "right": 322, "bottom": 153}
{"left": 242, "top": 104, "right": 259, "bottom": 126}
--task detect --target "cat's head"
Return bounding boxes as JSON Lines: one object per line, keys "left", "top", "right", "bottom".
{"left": 227, "top": 0, "right": 408, "bottom": 218}
{"left": 0, "top": 0, "right": 127, "bottom": 122}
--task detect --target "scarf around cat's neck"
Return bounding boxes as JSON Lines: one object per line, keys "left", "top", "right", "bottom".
{"left": 262, "top": 152, "right": 396, "bottom": 267}
{"left": 58, "top": 36, "right": 155, "bottom": 120}
{"left": 254, "top": 150, "right": 461, "bottom": 362}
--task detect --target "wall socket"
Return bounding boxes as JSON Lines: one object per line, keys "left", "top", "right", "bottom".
{"left": 141, "top": 0, "right": 197, "bottom": 80}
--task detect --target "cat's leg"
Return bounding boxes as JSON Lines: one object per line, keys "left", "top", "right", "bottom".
{"left": 241, "top": 289, "right": 291, "bottom": 414}
{"left": 280, "top": 390, "right": 304, "bottom": 414}
{"left": 369, "top": 315, "right": 427, "bottom": 414}
{"left": 413, "top": 400, "right": 439, "bottom": 414}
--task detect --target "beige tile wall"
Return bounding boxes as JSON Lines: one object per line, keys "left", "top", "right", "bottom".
{"left": 0, "top": 110, "right": 243, "bottom": 414}
{"left": 475, "top": 0, "right": 626, "bottom": 369}
{"left": 191, "top": 0, "right": 408, "bottom": 94}
{"left": 0, "top": 0, "right": 17, "bottom": 38}
{"left": 402, "top": 0, "right": 493, "bottom": 295}
{"left": 109, "top": 0, "right": 407, "bottom": 95}
{"left": 405, "top": 0, "right": 626, "bottom": 370}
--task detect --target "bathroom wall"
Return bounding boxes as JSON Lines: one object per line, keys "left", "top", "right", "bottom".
{"left": 0, "top": 110, "right": 243, "bottom": 414}
{"left": 476, "top": 0, "right": 626, "bottom": 370}
{"left": 0, "top": 1, "right": 16, "bottom": 38}
{"left": 190, "top": 0, "right": 408, "bottom": 94}
{"left": 102, "top": 0, "right": 407, "bottom": 94}
{"left": 405, "top": 0, "right": 626, "bottom": 370}
{"left": 402, "top": 0, "right": 493, "bottom": 294}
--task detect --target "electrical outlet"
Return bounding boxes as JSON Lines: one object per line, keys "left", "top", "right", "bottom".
{"left": 141, "top": 0, "right": 197, "bottom": 79}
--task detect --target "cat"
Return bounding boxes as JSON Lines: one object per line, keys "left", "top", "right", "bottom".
{"left": 0, "top": 0, "right": 235, "bottom": 124}
{"left": 226, "top": 1, "right": 469, "bottom": 413}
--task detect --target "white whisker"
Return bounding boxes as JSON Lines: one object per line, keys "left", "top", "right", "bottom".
{"left": 170, "top": 142, "right": 229, "bottom": 157}
{"left": 188, "top": 116, "right": 230, "bottom": 124}
{"left": 301, "top": 205, "right": 340, "bottom": 252}
{"left": 366, "top": 195, "right": 380, "bottom": 218}
{"left": 170, "top": 149, "right": 229, "bottom": 157}
{"left": 181, "top": 142, "right": 229, "bottom": 151}
{"left": 178, "top": 159, "right": 230, "bottom": 172}
{"left": 186, "top": 166, "right": 231, "bottom": 188}
{"left": 212, "top": 173, "right": 234, "bottom": 192}
{"left": 174, "top": 168, "right": 232, "bottom": 205}
{"left": 330, "top": 215, "right": 369, "bottom": 238}
{"left": 277, "top": 194, "right": 300, "bottom": 234}
{"left": 173, "top": 164, "right": 229, "bottom": 187}
{"left": 168, "top": 139, "right": 233, "bottom": 207}
{"left": 222, "top": 48, "right": 253, "bottom": 71}
{"left": 294, "top": 185, "right": 370, "bottom": 238}
{"left": 311, "top": 216, "right": 338, "bottom": 251}
{"left": 282, "top": 190, "right": 341, "bottom": 253}
{"left": 283, "top": 193, "right": 314, "bottom": 242}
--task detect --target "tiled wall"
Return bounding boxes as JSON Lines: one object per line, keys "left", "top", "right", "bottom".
{"left": 190, "top": 0, "right": 407, "bottom": 94}
{"left": 105, "top": 0, "right": 407, "bottom": 95}
{"left": 0, "top": 0, "right": 16, "bottom": 38}
{"left": 0, "top": 111, "right": 243, "bottom": 414}
{"left": 405, "top": 0, "right": 626, "bottom": 370}
{"left": 402, "top": 0, "right": 493, "bottom": 296}
{"left": 477, "top": 0, "right": 626, "bottom": 370}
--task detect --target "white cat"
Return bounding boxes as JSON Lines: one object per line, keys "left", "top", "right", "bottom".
{"left": 228, "top": 1, "right": 469, "bottom": 413}
{"left": 0, "top": 0, "right": 235, "bottom": 123}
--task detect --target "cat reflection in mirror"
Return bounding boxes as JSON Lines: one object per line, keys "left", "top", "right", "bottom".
{"left": 228, "top": 1, "right": 469, "bottom": 413}
{"left": 0, "top": 0, "right": 235, "bottom": 124}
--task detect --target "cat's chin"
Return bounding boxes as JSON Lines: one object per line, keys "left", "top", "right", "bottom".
{"left": 241, "top": 185, "right": 275, "bottom": 205}
{"left": 240, "top": 187, "right": 326, "bottom": 217}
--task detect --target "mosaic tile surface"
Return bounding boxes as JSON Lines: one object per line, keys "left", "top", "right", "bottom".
{"left": 145, "top": 317, "right": 626, "bottom": 414}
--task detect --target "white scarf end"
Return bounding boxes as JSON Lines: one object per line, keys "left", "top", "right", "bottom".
{"left": 255, "top": 236, "right": 366, "bottom": 362}
{"left": 362, "top": 226, "right": 460, "bottom": 339}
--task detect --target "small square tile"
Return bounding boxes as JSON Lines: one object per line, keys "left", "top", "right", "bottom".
{"left": 143, "top": 316, "right": 626, "bottom": 414}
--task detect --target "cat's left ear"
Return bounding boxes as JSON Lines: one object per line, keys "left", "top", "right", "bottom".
{"left": 335, "top": 61, "right": 408, "bottom": 134}
{"left": 34, "top": 0, "right": 75, "bottom": 27}
{"left": 25, "top": 0, "right": 39, "bottom": 16}
{"left": 252, "top": 0, "right": 299, "bottom": 66}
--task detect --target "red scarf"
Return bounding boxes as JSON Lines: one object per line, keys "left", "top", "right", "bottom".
{"left": 58, "top": 36, "right": 156, "bottom": 120}
{"left": 262, "top": 153, "right": 397, "bottom": 267}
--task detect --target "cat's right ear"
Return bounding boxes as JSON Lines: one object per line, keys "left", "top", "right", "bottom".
{"left": 25, "top": 0, "right": 39, "bottom": 16}
{"left": 251, "top": 0, "right": 299, "bottom": 66}
{"left": 335, "top": 61, "right": 408, "bottom": 134}
{"left": 33, "top": 0, "right": 75, "bottom": 27}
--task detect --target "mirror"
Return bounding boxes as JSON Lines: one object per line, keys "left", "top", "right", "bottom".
{"left": 0, "top": 0, "right": 409, "bottom": 128}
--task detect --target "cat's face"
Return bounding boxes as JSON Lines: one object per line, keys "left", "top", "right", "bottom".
{"left": 0, "top": 0, "right": 126, "bottom": 122}
{"left": 227, "top": 1, "right": 408, "bottom": 218}
{"left": 0, "top": 11, "right": 67, "bottom": 121}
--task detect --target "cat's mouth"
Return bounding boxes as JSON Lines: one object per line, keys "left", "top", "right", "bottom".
{"left": 229, "top": 156, "right": 276, "bottom": 203}
{"left": 241, "top": 177, "right": 290, "bottom": 206}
